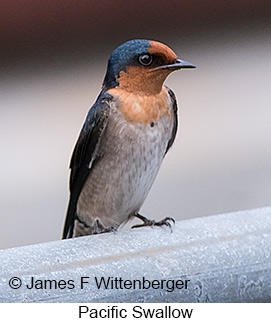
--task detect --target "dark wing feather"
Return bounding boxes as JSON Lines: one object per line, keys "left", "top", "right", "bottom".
{"left": 62, "top": 92, "right": 111, "bottom": 239}
{"left": 165, "top": 87, "right": 178, "bottom": 155}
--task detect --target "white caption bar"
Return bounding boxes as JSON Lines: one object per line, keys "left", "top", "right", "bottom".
{"left": 0, "top": 303, "right": 270, "bottom": 322}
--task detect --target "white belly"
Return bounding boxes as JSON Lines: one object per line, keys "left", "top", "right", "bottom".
{"left": 77, "top": 108, "right": 173, "bottom": 229}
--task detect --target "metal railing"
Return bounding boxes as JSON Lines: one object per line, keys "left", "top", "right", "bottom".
{"left": 1, "top": 207, "right": 271, "bottom": 302}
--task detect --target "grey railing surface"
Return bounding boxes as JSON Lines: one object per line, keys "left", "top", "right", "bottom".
{"left": 0, "top": 207, "right": 271, "bottom": 303}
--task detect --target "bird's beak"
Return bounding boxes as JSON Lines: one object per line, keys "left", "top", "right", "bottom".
{"left": 153, "top": 58, "right": 196, "bottom": 71}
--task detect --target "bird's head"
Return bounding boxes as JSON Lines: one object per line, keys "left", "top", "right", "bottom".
{"left": 102, "top": 39, "right": 195, "bottom": 95}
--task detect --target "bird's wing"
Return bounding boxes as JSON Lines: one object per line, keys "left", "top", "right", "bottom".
{"left": 165, "top": 87, "right": 178, "bottom": 155}
{"left": 62, "top": 92, "right": 112, "bottom": 239}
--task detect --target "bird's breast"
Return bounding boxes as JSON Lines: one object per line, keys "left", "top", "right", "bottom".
{"left": 107, "top": 86, "right": 173, "bottom": 125}
{"left": 77, "top": 86, "right": 174, "bottom": 228}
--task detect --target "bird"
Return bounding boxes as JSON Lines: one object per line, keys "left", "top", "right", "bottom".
{"left": 62, "top": 39, "right": 195, "bottom": 239}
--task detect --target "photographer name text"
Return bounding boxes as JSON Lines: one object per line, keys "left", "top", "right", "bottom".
{"left": 9, "top": 276, "right": 190, "bottom": 293}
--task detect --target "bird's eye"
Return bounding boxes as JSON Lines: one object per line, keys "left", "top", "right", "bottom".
{"left": 139, "top": 53, "right": 153, "bottom": 66}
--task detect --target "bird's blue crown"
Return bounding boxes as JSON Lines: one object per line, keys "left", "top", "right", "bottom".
{"left": 103, "top": 39, "right": 151, "bottom": 89}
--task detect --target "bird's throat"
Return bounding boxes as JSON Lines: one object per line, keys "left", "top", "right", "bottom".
{"left": 116, "top": 66, "right": 171, "bottom": 96}
{"left": 107, "top": 86, "right": 172, "bottom": 125}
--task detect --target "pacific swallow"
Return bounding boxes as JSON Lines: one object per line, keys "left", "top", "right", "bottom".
{"left": 63, "top": 39, "right": 195, "bottom": 239}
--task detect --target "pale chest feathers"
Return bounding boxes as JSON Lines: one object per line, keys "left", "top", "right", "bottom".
{"left": 107, "top": 86, "right": 173, "bottom": 125}
{"left": 77, "top": 87, "right": 174, "bottom": 228}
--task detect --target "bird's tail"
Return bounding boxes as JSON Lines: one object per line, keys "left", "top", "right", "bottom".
{"left": 62, "top": 195, "right": 77, "bottom": 239}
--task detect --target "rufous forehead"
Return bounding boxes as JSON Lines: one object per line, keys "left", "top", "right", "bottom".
{"left": 149, "top": 41, "right": 178, "bottom": 62}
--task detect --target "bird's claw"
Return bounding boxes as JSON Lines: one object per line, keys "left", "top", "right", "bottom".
{"left": 132, "top": 214, "right": 175, "bottom": 232}
{"left": 92, "top": 219, "right": 117, "bottom": 235}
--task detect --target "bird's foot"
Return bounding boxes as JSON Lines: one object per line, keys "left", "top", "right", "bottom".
{"left": 131, "top": 213, "right": 175, "bottom": 232}
{"left": 92, "top": 219, "right": 117, "bottom": 235}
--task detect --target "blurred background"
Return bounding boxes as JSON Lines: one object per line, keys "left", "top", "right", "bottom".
{"left": 1, "top": 0, "right": 271, "bottom": 249}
